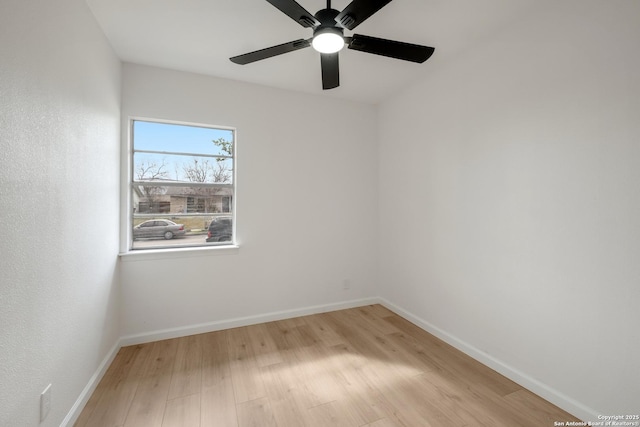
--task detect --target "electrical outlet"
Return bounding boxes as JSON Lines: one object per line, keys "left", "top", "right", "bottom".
{"left": 342, "top": 279, "right": 351, "bottom": 290}
{"left": 40, "top": 384, "right": 51, "bottom": 422}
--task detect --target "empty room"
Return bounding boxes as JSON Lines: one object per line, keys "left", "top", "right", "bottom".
{"left": 1, "top": 0, "right": 638, "bottom": 426}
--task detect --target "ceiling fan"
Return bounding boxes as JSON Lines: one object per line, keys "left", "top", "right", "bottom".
{"left": 230, "top": 0, "right": 435, "bottom": 90}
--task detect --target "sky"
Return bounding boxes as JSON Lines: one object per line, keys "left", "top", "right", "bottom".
{"left": 133, "top": 120, "right": 233, "bottom": 155}
{"left": 133, "top": 120, "right": 234, "bottom": 183}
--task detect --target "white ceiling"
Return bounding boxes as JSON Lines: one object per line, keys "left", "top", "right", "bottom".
{"left": 85, "top": 0, "right": 537, "bottom": 104}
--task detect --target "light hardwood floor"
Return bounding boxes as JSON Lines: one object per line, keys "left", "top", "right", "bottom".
{"left": 75, "top": 305, "right": 580, "bottom": 426}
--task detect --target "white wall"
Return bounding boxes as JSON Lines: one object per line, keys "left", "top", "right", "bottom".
{"left": 0, "top": 0, "right": 121, "bottom": 426}
{"left": 119, "top": 64, "right": 378, "bottom": 339}
{"left": 378, "top": 0, "right": 640, "bottom": 419}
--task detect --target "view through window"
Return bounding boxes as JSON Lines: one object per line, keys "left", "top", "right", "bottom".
{"left": 130, "top": 119, "right": 235, "bottom": 250}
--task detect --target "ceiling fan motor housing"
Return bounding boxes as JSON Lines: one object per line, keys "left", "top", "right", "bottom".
{"left": 313, "top": 8, "right": 344, "bottom": 39}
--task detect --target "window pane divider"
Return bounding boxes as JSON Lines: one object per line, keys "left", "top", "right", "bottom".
{"left": 134, "top": 213, "right": 228, "bottom": 218}
{"left": 134, "top": 149, "right": 233, "bottom": 159}
{"left": 132, "top": 181, "right": 233, "bottom": 188}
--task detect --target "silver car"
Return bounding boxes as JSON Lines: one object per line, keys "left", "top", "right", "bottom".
{"left": 133, "top": 219, "right": 186, "bottom": 240}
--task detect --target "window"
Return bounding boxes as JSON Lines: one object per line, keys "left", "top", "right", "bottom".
{"left": 130, "top": 119, "right": 235, "bottom": 250}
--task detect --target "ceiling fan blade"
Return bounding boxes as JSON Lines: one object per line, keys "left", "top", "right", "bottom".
{"left": 230, "top": 39, "right": 311, "bottom": 65}
{"left": 264, "top": 0, "right": 320, "bottom": 28}
{"left": 335, "top": 0, "right": 392, "bottom": 30}
{"left": 321, "top": 53, "right": 340, "bottom": 90}
{"left": 348, "top": 34, "right": 435, "bottom": 63}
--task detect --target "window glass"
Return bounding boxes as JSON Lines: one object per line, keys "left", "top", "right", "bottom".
{"left": 130, "top": 119, "right": 235, "bottom": 250}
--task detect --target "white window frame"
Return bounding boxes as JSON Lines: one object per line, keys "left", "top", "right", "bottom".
{"left": 120, "top": 117, "right": 238, "bottom": 257}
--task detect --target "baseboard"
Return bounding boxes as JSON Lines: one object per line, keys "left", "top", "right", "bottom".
{"left": 378, "top": 297, "right": 599, "bottom": 422}
{"left": 60, "top": 339, "right": 122, "bottom": 427}
{"left": 120, "top": 297, "right": 381, "bottom": 347}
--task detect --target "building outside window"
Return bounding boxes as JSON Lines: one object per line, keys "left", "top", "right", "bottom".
{"left": 130, "top": 119, "right": 235, "bottom": 250}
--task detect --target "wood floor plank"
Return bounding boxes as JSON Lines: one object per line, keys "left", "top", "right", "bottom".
{"left": 269, "top": 397, "right": 309, "bottom": 427}
{"left": 303, "top": 342, "right": 388, "bottom": 425}
{"left": 123, "top": 339, "right": 179, "bottom": 427}
{"left": 323, "top": 343, "right": 433, "bottom": 427}
{"left": 258, "top": 342, "right": 341, "bottom": 411}
{"left": 360, "top": 393, "right": 425, "bottom": 427}
{"left": 363, "top": 417, "right": 403, "bottom": 427}
{"left": 261, "top": 363, "right": 309, "bottom": 426}
{"left": 322, "top": 311, "right": 392, "bottom": 363}
{"left": 353, "top": 305, "right": 403, "bottom": 335}
{"left": 302, "top": 313, "right": 345, "bottom": 347}
{"left": 75, "top": 344, "right": 150, "bottom": 427}
{"left": 73, "top": 345, "right": 135, "bottom": 427}
{"left": 168, "top": 335, "right": 203, "bottom": 400}
{"left": 411, "top": 372, "right": 501, "bottom": 427}
{"left": 226, "top": 326, "right": 266, "bottom": 403}
{"left": 75, "top": 305, "right": 582, "bottom": 427}
{"left": 366, "top": 382, "right": 437, "bottom": 427}
{"left": 385, "top": 324, "right": 522, "bottom": 397}
{"left": 200, "top": 331, "right": 231, "bottom": 390}
{"left": 245, "top": 322, "right": 284, "bottom": 368}
{"left": 364, "top": 304, "right": 396, "bottom": 319}
{"left": 305, "top": 400, "right": 360, "bottom": 427}
{"left": 290, "top": 343, "right": 349, "bottom": 409}
{"left": 305, "top": 392, "right": 394, "bottom": 427}
{"left": 200, "top": 380, "right": 237, "bottom": 427}
{"left": 504, "top": 388, "right": 576, "bottom": 426}
{"left": 326, "top": 311, "right": 428, "bottom": 381}
{"left": 461, "top": 382, "right": 545, "bottom": 426}
{"left": 260, "top": 360, "right": 301, "bottom": 401}
{"left": 382, "top": 376, "right": 461, "bottom": 427}
{"left": 162, "top": 394, "right": 200, "bottom": 427}
{"left": 199, "top": 330, "right": 238, "bottom": 427}
{"left": 236, "top": 397, "right": 277, "bottom": 427}
{"left": 265, "top": 319, "right": 318, "bottom": 351}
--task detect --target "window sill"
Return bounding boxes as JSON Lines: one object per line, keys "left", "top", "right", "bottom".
{"left": 119, "top": 244, "right": 239, "bottom": 262}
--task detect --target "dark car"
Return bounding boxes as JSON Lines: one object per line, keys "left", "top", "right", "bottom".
{"left": 133, "top": 219, "right": 186, "bottom": 240}
{"left": 206, "top": 216, "right": 232, "bottom": 242}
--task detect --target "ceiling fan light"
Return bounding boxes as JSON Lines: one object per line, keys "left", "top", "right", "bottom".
{"left": 312, "top": 31, "right": 345, "bottom": 54}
